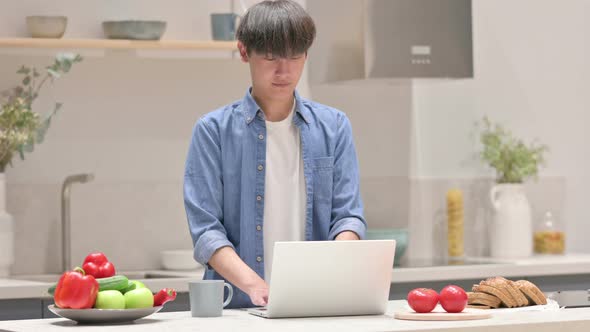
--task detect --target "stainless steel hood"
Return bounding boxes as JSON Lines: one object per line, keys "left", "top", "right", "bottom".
{"left": 308, "top": 0, "right": 473, "bottom": 83}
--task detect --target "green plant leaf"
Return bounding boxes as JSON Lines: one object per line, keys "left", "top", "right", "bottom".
{"left": 0, "top": 53, "right": 82, "bottom": 170}
{"left": 476, "top": 117, "right": 548, "bottom": 183}
{"left": 53, "top": 102, "right": 63, "bottom": 114}
{"left": 21, "top": 140, "right": 35, "bottom": 153}
{"left": 47, "top": 68, "right": 61, "bottom": 79}
{"left": 16, "top": 66, "right": 30, "bottom": 74}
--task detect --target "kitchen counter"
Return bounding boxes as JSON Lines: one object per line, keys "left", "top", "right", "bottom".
{"left": 2, "top": 254, "right": 590, "bottom": 300}
{"left": 0, "top": 300, "right": 589, "bottom": 332}
{"left": 392, "top": 253, "right": 590, "bottom": 283}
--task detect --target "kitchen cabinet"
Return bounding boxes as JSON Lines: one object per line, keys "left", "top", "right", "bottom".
{"left": 0, "top": 298, "right": 42, "bottom": 320}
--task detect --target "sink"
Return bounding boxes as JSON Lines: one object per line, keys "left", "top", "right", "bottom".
{"left": 10, "top": 271, "right": 190, "bottom": 283}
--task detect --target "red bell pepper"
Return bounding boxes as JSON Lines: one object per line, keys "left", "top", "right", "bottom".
{"left": 153, "top": 288, "right": 177, "bottom": 307}
{"left": 82, "top": 252, "right": 116, "bottom": 278}
{"left": 54, "top": 267, "right": 99, "bottom": 309}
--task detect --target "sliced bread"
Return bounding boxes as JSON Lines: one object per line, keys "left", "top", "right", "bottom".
{"left": 514, "top": 280, "right": 547, "bottom": 305}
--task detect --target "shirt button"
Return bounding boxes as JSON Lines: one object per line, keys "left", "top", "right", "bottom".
{"left": 258, "top": 134, "right": 264, "bottom": 140}
{"left": 257, "top": 164, "right": 263, "bottom": 171}
{"left": 256, "top": 225, "right": 262, "bottom": 231}
{"left": 256, "top": 256, "right": 262, "bottom": 262}
{"left": 256, "top": 195, "right": 262, "bottom": 201}
{"left": 246, "top": 117, "right": 251, "bottom": 122}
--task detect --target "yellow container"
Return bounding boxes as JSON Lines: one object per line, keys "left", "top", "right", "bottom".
{"left": 446, "top": 189, "right": 464, "bottom": 258}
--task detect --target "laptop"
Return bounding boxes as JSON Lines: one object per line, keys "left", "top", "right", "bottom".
{"left": 247, "top": 240, "right": 395, "bottom": 318}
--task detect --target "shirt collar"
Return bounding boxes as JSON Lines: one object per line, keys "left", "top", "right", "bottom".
{"left": 242, "top": 87, "right": 311, "bottom": 125}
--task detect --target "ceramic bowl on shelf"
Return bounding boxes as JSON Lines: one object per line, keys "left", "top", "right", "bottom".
{"left": 26, "top": 16, "right": 67, "bottom": 38}
{"left": 365, "top": 228, "right": 409, "bottom": 264}
{"left": 102, "top": 20, "right": 167, "bottom": 40}
{"left": 160, "top": 249, "right": 200, "bottom": 270}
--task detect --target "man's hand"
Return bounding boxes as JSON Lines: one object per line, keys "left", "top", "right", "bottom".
{"left": 209, "top": 247, "right": 269, "bottom": 307}
{"left": 247, "top": 282, "right": 269, "bottom": 306}
{"left": 335, "top": 231, "right": 360, "bottom": 240}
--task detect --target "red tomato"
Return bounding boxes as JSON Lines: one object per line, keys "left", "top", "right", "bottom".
{"left": 439, "top": 285, "right": 468, "bottom": 313}
{"left": 407, "top": 288, "right": 439, "bottom": 313}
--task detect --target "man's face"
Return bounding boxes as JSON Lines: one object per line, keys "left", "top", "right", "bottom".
{"left": 239, "top": 42, "right": 307, "bottom": 100}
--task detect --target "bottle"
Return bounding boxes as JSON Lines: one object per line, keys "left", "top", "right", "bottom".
{"left": 446, "top": 189, "right": 464, "bottom": 260}
{"left": 534, "top": 211, "right": 565, "bottom": 254}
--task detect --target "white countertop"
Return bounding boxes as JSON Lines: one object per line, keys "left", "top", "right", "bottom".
{"left": 392, "top": 253, "right": 590, "bottom": 283}
{"left": 2, "top": 254, "right": 590, "bottom": 300}
{"left": 0, "top": 300, "right": 589, "bottom": 332}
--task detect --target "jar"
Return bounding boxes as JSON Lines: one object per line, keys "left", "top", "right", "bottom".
{"left": 533, "top": 211, "right": 565, "bottom": 254}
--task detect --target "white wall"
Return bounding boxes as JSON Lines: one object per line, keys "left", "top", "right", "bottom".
{"left": 311, "top": 81, "right": 413, "bottom": 230}
{"left": 411, "top": 0, "right": 590, "bottom": 254}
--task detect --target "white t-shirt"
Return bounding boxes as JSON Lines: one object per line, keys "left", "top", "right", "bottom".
{"left": 263, "top": 102, "right": 307, "bottom": 282}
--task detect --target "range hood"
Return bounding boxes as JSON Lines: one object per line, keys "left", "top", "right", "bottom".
{"left": 307, "top": 0, "right": 473, "bottom": 83}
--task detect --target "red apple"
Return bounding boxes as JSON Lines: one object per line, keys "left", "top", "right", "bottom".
{"left": 439, "top": 285, "right": 468, "bottom": 313}
{"left": 407, "top": 288, "right": 439, "bottom": 313}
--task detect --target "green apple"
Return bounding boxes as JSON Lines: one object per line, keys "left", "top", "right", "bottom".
{"left": 124, "top": 288, "right": 154, "bottom": 309}
{"left": 94, "top": 290, "right": 125, "bottom": 309}
{"left": 130, "top": 280, "right": 147, "bottom": 289}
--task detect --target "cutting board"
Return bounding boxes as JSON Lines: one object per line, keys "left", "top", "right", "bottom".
{"left": 394, "top": 307, "right": 492, "bottom": 321}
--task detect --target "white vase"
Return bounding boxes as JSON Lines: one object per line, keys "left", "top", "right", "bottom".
{"left": 0, "top": 173, "right": 15, "bottom": 277}
{"left": 489, "top": 183, "right": 533, "bottom": 258}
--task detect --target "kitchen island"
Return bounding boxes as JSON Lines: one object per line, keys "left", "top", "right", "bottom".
{"left": 0, "top": 300, "right": 588, "bottom": 332}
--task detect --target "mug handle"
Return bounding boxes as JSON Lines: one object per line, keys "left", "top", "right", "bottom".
{"left": 222, "top": 283, "right": 233, "bottom": 308}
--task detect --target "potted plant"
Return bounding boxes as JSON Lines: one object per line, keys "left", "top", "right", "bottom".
{"left": 0, "top": 53, "right": 82, "bottom": 277}
{"left": 477, "top": 117, "right": 548, "bottom": 258}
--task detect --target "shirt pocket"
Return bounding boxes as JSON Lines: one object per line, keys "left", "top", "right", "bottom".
{"left": 312, "top": 157, "right": 334, "bottom": 204}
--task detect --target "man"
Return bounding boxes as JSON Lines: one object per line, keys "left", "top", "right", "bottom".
{"left": 184, "top": 0, "right": 366, "bottom": 309}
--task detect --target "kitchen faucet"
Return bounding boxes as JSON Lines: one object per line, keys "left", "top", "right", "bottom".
{"left": 61, "top": 173, "right": 94, "bottom": 272}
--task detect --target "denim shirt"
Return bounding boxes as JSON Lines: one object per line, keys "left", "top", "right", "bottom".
{"left": 184, "top": 88, "right": 366, "bottom": 308}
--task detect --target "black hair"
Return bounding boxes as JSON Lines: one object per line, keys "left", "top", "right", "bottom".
{"left": 236, "top": 0, "right": 316, "bottom": 57}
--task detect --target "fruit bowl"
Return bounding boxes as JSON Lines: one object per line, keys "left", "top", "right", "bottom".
{"left": 48, "top": 305, "right": 162, "bottom": 324}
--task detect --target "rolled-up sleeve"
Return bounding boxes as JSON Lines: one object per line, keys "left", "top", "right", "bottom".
{"left": 184, "top": 118, "right": 235, "bottom": 266}
{"left": 328, "top": 113, "right": 367, "bottom": 240}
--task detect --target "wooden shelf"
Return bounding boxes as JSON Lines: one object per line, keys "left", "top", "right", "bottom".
{"left": 0, "top": 38, "right": 237, "bottom": 51}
